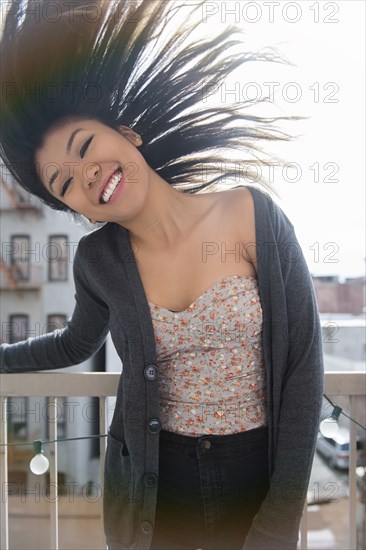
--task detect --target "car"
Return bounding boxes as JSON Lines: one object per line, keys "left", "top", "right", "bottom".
{"left": 316, "top": 427, "right": 366, "bottom": 470}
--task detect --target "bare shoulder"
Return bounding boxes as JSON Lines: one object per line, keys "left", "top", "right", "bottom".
{"left": 220, "top": 186, "right": 257, "bottom": 272}
{"left": 220, "top": 186, "right": 256, "bottom": 235}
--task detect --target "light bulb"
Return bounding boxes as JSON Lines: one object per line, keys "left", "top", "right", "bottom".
{"left": 319, "top": 405, "right": 342, "bottom": 438}
{"left": 30, "top": 440, "right": 49, "bottom": 475}
{"left": 319, "top": 417, "right": 339, "bottom": 438}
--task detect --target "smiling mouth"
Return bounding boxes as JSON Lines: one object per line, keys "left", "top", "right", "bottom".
{"left": 99, "top": 168, "right": 124, "bottom": 204}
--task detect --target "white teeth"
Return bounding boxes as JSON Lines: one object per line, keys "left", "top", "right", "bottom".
{"left": 101, "top": 171, "right": 123, "bottom": 203}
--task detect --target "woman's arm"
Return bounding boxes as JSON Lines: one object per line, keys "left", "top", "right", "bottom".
{"left": 0, "top": 249, "right": 110, "bottom": 372}
{"left": 243, "top": 199, "right": 325, "bottom": 549}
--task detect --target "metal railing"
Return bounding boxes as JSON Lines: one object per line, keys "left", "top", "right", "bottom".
{"left": 0, "top": 371, "right": 364, "bottom": 550}
{"left": 0, "top": 262, "right": 43, "bottom": 290}
{"left": 0, "top": 177, "right": 43, "bottom": 212}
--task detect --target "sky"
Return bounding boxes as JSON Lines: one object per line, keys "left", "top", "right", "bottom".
{"left": 181, "top": 0, "right": 365, "bottom": 280}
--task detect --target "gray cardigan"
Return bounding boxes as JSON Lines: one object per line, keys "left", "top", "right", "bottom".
{"left": 1, "top": 186, "right": 325, "bottom": 550}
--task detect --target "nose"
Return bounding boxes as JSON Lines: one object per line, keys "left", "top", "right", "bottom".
{"left": 82, "top": 163, "right": 100, "bottom": 189}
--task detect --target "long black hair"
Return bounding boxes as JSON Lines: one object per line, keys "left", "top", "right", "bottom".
{"left": 0, "top": 0, "right": 296, "bottom": 223}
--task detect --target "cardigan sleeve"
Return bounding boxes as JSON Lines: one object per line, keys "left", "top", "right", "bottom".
{"left": 0, "top": 243, "right": 110, "bottom": 372}
{"left": 243, "top": 198, "right": 325, "bottom": 549}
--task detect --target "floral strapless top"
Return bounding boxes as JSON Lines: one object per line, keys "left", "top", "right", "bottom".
{"left": 148, "top": 274, "right": 267, "bottom": 436}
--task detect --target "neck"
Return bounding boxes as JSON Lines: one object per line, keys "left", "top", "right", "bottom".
{"left": 121, "top": 171, "right": 208, "bottom": 250}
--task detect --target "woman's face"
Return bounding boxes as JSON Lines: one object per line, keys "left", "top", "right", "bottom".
{"left": 35, "top": 118, "right": 150, "bottom": 223}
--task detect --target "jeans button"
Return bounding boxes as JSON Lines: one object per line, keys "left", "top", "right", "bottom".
{"left": 200, "top": 439, "right": 211, "bottom": 450}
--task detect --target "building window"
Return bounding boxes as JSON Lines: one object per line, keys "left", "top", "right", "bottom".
{"left": 7, "top": 397, "right": 28, "bottom": 439}
{"left": 8, "top": 314, "right": 29, "bottom": 344}
{"left": 10, "top": 235, "right": 30, "bottom": 281}
{"left": 48, "top": 235, "right": 68, "bottom": 282}
{"left": 46, "top": 314, "right": 67, "bottom": 333}
{"left": 45, "top": 397, "right": 67, "bottom": 439}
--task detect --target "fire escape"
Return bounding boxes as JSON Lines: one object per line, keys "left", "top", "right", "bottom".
{"left": 0, "top": 173, "right": 43, "bottom": 212}
{"left": 0, "top": 174, "right": 43, "bottom": 291}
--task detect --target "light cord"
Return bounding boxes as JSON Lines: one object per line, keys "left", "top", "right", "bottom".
{"left": 0, "top": 433, "right": 108, "bottom": 447}
{"left": 1, "top": 394, "right": 365, "bottom": 450}
{"left": 323, "top": 393, "right": 365, "bottom": 431}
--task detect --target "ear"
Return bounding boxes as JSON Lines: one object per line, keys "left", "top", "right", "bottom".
{"left": 116, "top": 125, "right": 142, "bottom": 146}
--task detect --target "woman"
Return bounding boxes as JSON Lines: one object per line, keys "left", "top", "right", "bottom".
{"left": 0, "top": 1, "right": 324, "bottom": 549}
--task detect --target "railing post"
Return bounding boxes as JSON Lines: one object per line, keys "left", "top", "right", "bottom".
{"left": 0, "top": 396, "right": 9, "bottom": 550}
{"left": 49, "top": 396, "right": 59, "bottom": 550}
{"left": 99, "top": 396, "right": 108, "bottom": 550}
{"left": 349, "top": 395, "right": 357, "bottom": 550}
{"left": 299, "top": 498, "right": 308, "bottom": 549}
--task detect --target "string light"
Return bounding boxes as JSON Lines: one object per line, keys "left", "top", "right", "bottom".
{"left": 321, "top": 394, "right": 366, "bottom": 438}
{"left": 0, "top": 434, "right": 108, "bottom": 476}
{"left": 0, "top": 394, "right": 364, "bottom": 476}
{"left": 29, "top": 440, "right": 49, "bottom": 475}
{"left": 319, "top": 405, "right": 342, "bottom": 438}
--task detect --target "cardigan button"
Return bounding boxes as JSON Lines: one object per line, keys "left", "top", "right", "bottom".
{"left": 143, "top": 473, "right": 158, "bottom": 487}
{"left": 141, "top": 520, "right": 153, "bottom": 535}
{"left": 144, "top": 365, "right": 158, "bottom": 380}
{"left": 148, "top": 419, "right": 161, "bottom": 434}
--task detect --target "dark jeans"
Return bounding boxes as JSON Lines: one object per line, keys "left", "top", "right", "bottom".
{"left": 150, "top": 425, "right": 269, "bottom": 550}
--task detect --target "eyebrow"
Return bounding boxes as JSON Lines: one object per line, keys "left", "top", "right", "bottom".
{"left": 48, "top": 128, "right": 84, "bottom": 191}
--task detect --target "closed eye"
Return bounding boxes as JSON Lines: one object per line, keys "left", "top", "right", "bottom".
{"left": 60, "top": 177, "right": 72, "bottom": 197}
{"left": 80, "top": 135, "right": 94, "bottom": 158}
{"left": 58, "top": 135, "right": 94, "bottom": 197}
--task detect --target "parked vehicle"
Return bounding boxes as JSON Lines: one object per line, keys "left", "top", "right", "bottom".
{"left": 316, "top": 428, "right": 365, "bottom": 469}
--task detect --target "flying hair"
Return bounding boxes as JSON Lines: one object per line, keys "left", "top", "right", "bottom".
{"left": 0, "top": 0, "right": 299, "bottom": 225}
